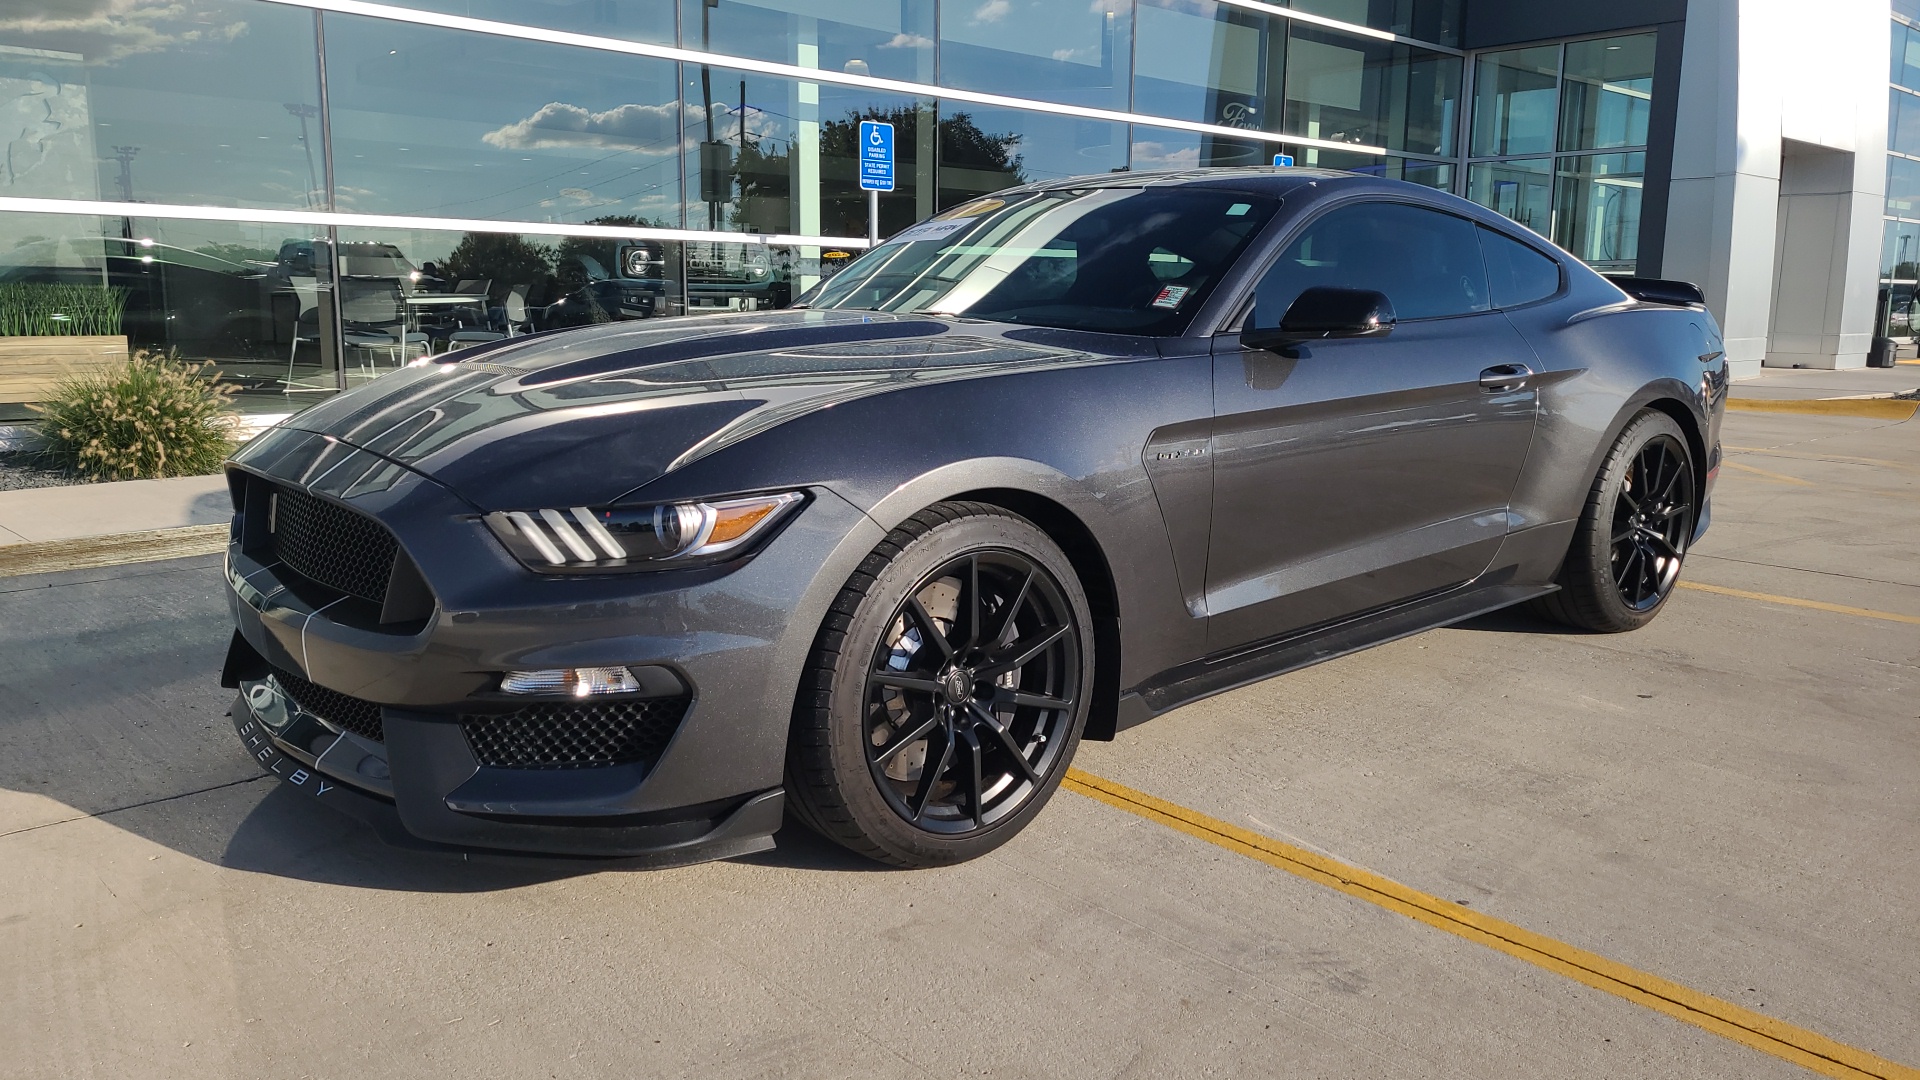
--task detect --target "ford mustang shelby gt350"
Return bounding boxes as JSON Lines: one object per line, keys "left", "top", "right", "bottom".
{"left": 221, "top": 168, "right": 1727, "bottom": 868}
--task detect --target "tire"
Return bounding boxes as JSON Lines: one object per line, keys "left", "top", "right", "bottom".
{"left": 1533, "top": 410, "right": 1698, "bottom": 633}
{"left": 786, "top": 502, "right": 1095, "bottom": 868}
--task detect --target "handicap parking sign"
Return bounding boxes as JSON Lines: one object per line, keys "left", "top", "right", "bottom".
{"left": 860, "top": 121, "right": 895, "bottom": 192}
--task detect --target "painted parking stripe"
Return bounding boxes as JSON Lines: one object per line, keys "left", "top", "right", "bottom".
{"left": 1675, "top": 581, "right": 1920, "bottom": 626}
{"left": 1725, "top": 399, "right": 1918, "bottom": 421}
{"left": 1061, "top": 769, "right": 1920, "bottom": 1080}
{"left": 1721, "top": 460, "right": 1817, "bottom": 486}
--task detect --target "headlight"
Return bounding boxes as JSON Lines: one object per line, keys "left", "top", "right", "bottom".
{"left": 484, "top": 492, "right": 804, "bottom": 573}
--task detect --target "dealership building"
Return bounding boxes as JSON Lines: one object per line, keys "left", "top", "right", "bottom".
{"left": 0, "top": 0, "right": 1904, "bottom": 416}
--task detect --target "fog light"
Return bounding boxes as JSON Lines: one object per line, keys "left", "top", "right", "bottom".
{"left": 501, "top": 666, "right": 642, "bottom": 697}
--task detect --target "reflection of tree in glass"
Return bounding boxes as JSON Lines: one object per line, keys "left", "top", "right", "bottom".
{"left": 727, "top": 106, "right": 1026, "bottom": 236}
{"left": 194, "top": 243, "right": 277, "bottom": 268}
{"left": 553, "top": 214, "right": 673, "bottom": 321}
{"left": 443, "top": 233, "right": 557, "bottom": 305}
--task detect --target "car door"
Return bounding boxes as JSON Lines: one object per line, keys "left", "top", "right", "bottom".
{"left": 1204, "top": 199, "right": 1541, "bottom": 653}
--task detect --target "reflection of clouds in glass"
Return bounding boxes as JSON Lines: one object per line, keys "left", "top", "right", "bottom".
{"left": 1131, "top": 141, "right": 1200, "bottom": 171}
{"left": 482, "top": 101, "right": 685, "bottom": 152}
{"left": 971, "top": 0, "right": 1011, "bottom": 24}
{"left": 1050, "top": 47, "right": 1094, "bottom": 62}
{"left": 0, "top": 0, "right": 247, "bottom": 64}
{"left": 879, "top": 32, "right": 933, "bottom": 49}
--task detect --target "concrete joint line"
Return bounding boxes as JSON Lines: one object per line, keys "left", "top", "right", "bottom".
{"left": 1061, "top": 769, "right": 1920, "bottom": 1080}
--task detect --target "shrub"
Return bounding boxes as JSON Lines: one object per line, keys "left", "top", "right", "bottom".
{"left": 0, "top": 282, "right": 129, "bottom": 336}
{"left": 33, "top": 349, "right": 239, "bottom": 481}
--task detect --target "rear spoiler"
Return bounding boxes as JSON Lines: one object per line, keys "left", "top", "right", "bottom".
{"left": 1606, "top": 275, "right": 1707, "bottom": 307}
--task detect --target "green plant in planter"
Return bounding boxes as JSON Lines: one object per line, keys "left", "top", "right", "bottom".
{"left": 0, "top": 281, "right": 130, "bottom": 336}
{"left": 33, "top": 349, "right": 239, "bottom": 480}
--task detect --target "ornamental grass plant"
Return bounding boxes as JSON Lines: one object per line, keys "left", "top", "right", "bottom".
{"left": 0, "top": 282, "right": 129, "bottom": 336}
{"left": 33, "top": 349, "right": 239, "bottom": 480}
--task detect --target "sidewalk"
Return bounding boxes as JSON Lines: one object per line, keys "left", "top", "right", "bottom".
{"left": 1729, "top": 364, "right": 1920, "bottom": 400}
{"left": 0, "top": 473, "right": 229, "bottom": 546}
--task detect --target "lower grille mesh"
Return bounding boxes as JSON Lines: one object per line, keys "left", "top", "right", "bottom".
{"left": 461, "top": 697, "right": 690, "bottom": 770}
{"left": 274, "top": 668, "right": 385, "bottom": 743}
{"left": 266, "top": 483, "right": 398, "bottom": 606}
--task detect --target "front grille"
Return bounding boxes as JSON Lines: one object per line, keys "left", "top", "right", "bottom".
{"left": 266, "top": 483, "right": 398, "bottom": 606}
{"left": 460, "top": 697, "right": 690, "bottom": 770}
{"left": 274, "top": 667, "right": 385, "bottom": 743}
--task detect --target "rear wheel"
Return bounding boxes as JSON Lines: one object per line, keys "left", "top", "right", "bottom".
{"left": 1534, "top": 410, "right": 1697, "bottom": 632}
{"left": 786, "top": 502, "right": 1093, "bottom": 868}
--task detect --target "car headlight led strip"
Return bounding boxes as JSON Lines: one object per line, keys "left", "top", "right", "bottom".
{"left": 484, "top": 492, "right": 803, "bottom": 573}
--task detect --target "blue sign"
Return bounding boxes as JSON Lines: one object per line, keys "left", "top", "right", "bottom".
{"left": 859, "top": 120, "right": 895, "bottom": 192}
{"left": 1272, "top": 153, "right": 1295, "bottom": 167}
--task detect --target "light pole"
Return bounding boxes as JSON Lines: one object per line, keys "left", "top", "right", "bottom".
{"left": 285, "top": 103, "right": 320, "bottom": 209}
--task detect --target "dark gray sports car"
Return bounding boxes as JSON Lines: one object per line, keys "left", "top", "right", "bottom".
{"left": 221, "top": 168, "right": 1727, "bottom": 868}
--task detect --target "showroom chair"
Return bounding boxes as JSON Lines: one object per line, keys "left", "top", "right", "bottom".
{"left": 445, "top": 283, "right": 533, "bottom": 351}
{"left": 339, "top": 276, "right": 430, "bottom": 376}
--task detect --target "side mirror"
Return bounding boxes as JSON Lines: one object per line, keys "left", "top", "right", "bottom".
{"left": 1241, "top": 287, "right": 1396, "bottom": 350}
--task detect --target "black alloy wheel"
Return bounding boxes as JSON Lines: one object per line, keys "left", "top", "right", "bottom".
{"left": 865, "top": 550, "right": 1081, "bottom": 833}
{"left": 1610, "top": 434, "right": 1695, "bottom": 611}
{"left": 1533, "top": 409, "right": 1698, "bottom": 633}
{"left": 786, "top": 502, "right": 1094, "bottom": 867}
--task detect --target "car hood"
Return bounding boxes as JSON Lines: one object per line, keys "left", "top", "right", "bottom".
{"left": 260, "top": 310, "right": 1084, "bottom": 509}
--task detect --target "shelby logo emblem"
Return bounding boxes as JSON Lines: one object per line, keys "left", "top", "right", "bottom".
{"left": 1153, "top": 446, "right": 1207, "bottom": 462}
{"left": 236, "top": 717, "right": 336, "bottom": 796}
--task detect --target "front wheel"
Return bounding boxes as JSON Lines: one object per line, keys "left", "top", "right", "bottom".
{"left": 786, "top": 502, "right": 1094, "bottom": 868}
{"left": 1534, "top": 410, "right": 1697, "bottom": 632}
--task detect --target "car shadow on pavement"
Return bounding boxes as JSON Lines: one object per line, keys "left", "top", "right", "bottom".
{"left": 1451, "top": 607, "right": 1594, "bottom": 635}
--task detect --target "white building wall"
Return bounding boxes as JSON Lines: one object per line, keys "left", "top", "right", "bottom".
{"left": 1662, "top": 0, "right": 1889, "bottom": 376}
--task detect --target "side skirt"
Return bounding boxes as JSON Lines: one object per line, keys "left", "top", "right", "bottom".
{"left": 1114, "top": 582, "right": 1556, "bottom": 732}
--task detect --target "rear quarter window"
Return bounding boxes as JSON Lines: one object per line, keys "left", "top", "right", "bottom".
{"left": 1479, "top": 226, "right": 1562, "bottom": 308}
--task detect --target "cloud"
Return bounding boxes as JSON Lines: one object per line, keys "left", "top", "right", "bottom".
{"left": 482, "top": 101, "right": 686, "bottom": 153}
{"left": 1129, "top": 141, "right": 1200, "bottom": 171}
{"left": 1051, "top": 46, "right": 1095, "bottom": 62}
{"left": 0, "top": 1, "right": 248, "bottom": 65}
{"left": 971, "top": 0, "right": 1010, "bottom": 24}
{"left": 879, "top": 32, "right": 934, "bottom": 49}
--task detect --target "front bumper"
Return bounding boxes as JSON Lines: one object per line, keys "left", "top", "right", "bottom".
{"left": 221, "top": 428, "right": 886, "bottom": 859}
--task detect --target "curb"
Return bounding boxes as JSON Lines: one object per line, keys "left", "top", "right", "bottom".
{"left": 1725, "top": 398, "right": 1918, "bottom": 420}
{"left": 0, "top": 523, "right": 228, "bottom": 578}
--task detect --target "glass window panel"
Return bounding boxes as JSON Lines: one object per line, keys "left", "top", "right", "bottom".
{"left": 1880, "top": 281, "right": 1918, "bottom": 337}
{"left": 684, "top": 0, "right": 934, "bottom": 82}
{"left": 1559, "top": 34, "right": 1655, "bottom": 152}
{"left": 0, "top": 0, "right": 321, "bottom": 208}
{"left": 1132, "top": 1, "right": 1278, "bottom": 131}
{"left": 939, "top": 0, "right": 1131, "bottom": 111}
{"left": 325, "top": 16, "right": 684, "bottom": 228}
{"left": 685, "top": 66, "right": 929, "bottom": 238}
{"left": 1466, "top": 158, "right": 1551, "bottom": 235}
{"left": 1392, "top": 159, "right": 1453, "bottom": 190}
{"left": 0, "top": 211, "right": 344, "bottom": 410}
{"left": 336, "top": 225, "right": 691, "bottom": 339}
{"left": 1251, "top": 200, "right": 1489, "bottom": 322}
{"left": 1553, "top": 151, "right": 1643, "bottom": 273}
{"left": 1471, "top": 45, "right": 1559, "bottom": 158}
{"left": 1890, "top": 157, "right": 1920, "bottom": 218}
{"left": 1479, "top": 225, "right": 1560, "bottom": 307}
{"left": 1129, "top": 124, "right": 1269, "bottom": 172}
{"left": 935, "top": 106, "right": 1126, "bottom": 211}
{"left": 368, "top": 0, "right": 675, "bottom": 45}
{"left": 1281, "top": 26, "right": 1460, "bottom": 156}
{"left": 1302, "top": 147, "right": 1384, "bottom": 173}
{"left": 1289, "top": 0, "right": 1462, "bottom": 48}
{"left": 1895, "top": 21, "right": 1920, "bottom": 92}
{"left": 1892, "top": 90, "right": 1920, "bottom": 159}
{"left": 1881, "top": 218, "right": 1920, "bottom": 279}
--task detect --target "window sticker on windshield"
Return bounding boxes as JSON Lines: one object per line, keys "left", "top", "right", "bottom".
{"left": 893, "top": 218, "right": 973, "bottom": 244}
{"left": 1227, "top": 202, "right": 1252, "bottom": 216}
{"left": 1151, "top": 285, "right": 1191, "bottom": 309}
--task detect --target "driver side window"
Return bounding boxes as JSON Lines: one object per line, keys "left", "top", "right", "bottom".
{"left": 1251, "top": 202, "right": 1492, "bottom": 326}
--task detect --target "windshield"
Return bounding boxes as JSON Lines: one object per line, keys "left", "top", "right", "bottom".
{"left": 807, "top": 187, "right": 1279, "bottom": 335}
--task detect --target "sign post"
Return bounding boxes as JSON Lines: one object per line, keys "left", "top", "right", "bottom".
{"left": 859, "top": 120, "right": 895, "bottom": 246}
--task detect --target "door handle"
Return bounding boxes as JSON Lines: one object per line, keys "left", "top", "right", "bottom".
{"left": 1479, "top": 363, "right": 1534, "bottom": 392}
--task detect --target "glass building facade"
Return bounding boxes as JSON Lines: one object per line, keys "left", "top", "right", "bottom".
{"left": 1885, "top": 0, "right": 1920, "bottom": 337}
{"left": 0, "top": 0, "right": 1669, "bottom": 417}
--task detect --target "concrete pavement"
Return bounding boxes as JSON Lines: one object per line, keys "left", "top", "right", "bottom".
{"left": 0, "top": 404, "right": 1914, "bottom": 1079}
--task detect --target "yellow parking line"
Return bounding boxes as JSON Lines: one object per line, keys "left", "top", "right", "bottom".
{"left": 1062, "top": 769, "right": 1920, "bottom": 1080}
{"left": 1720, "top": 460, "right": 1816, "bottom": 486}
{"left": 1725, "top": 399, "right": 1918, "bottom": 420}
{"left": 1675, "top": 581, "right": 1920, "bottom": 626}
